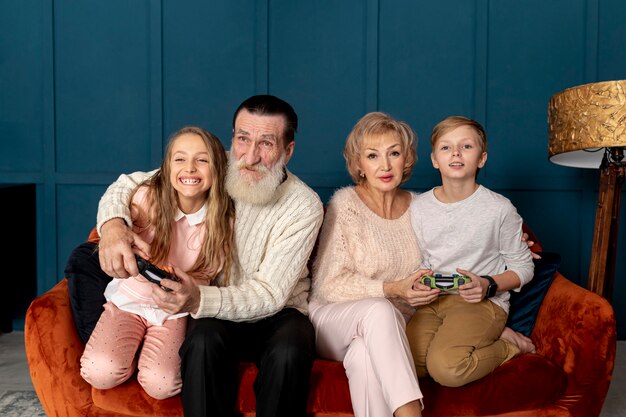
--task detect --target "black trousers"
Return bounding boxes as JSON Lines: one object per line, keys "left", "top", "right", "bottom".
{"left": 180, "top": 309, "right": 315, "bottom": 417}
{"left": 65, "top": 242, "right": 112, "bottom": 343}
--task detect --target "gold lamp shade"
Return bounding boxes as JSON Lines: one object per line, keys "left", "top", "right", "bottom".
{"left": 548, "top": 80, "right": 626, "bottom": 168}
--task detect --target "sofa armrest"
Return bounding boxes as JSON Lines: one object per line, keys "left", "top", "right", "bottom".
{"left": 531, "top": 273, "right": 616, "bottom": 417}
{"left": 24, "top": 278, "right": 94, "bottom": 417}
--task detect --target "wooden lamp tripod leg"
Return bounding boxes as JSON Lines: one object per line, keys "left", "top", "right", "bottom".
{"left": 588, "top": 163, "right": 625, "bottom": 301}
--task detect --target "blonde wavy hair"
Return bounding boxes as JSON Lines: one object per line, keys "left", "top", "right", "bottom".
{"left": 132, "top": 126, "right": 234, "bottom": 284}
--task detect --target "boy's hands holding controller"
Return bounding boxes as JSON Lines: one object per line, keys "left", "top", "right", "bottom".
{"left": 455, "top": 269, "right": 487, "bottom": 303}
{"left": 457, "top": 268, "right": 522, "bottom": 303}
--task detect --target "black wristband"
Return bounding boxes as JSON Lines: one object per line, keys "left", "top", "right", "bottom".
{"left": 482, "top": 275, "right": 498, "bottom": 299}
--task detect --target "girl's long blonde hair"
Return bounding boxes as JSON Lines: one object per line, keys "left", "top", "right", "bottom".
{"left": 133, "top": 126, "right": 234, "bottom": 284}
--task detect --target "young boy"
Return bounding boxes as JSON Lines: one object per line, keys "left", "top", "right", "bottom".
{"left": 406, "top": 116, "right": 535, "bottom": 388}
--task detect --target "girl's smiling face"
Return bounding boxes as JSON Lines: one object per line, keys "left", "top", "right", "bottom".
{"left": 169, "top": 133, "right": 213, "bottom": 213}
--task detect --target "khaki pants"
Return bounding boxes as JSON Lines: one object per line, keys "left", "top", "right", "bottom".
{"left": 406, "top": 295, "right": 518, "bottom": 387}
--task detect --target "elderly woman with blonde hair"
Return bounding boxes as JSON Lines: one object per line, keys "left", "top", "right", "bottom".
{"left": 309, "top": 112, "right": 438, "bottom": 417}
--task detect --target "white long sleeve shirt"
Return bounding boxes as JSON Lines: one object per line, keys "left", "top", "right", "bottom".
{"left": 410, "top": 185, "right": 534, "bottom": 313}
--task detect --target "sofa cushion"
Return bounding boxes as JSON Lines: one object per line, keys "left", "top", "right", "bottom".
{"left": 24, "top": 279, "right": 95, "bottom": 416}
{"left": 419, "top": 353, "right": 567, "bottom": 415}
{"left": 92, "top": 360, "right": 353, "bottom": 416}
{"left": 92, "top": 354, "right": 565, "bottom": 417}
{"left": 239, "top": 360, "right": 353, "bottom": 413}
{"left": 92, "top": 382, "right": 182, "bottom": 416}
{"left": 507, "top": 252, "right": 561, "bottom": 336}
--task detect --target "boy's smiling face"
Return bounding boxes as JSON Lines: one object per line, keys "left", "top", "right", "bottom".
{"left": 431, "top": 125, "right": 487, "bottom": 180}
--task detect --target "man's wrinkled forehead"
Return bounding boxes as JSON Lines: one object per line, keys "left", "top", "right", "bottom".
{"left": 233, "top": 110, "right": 286, "bottom": 141}
{"left": 234, "top": 127, "right": 279, "bottom": 143}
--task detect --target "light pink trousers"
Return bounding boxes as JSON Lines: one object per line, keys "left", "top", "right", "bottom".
{"left": 80, "top": 301, "right": 186, "bottom": 399}
{"left": 309, "top": 298, "right": 423, "bottom": 417}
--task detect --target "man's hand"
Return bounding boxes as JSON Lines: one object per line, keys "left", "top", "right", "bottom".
{"left": 98, "top": 218, "right": 151, "bottom": 278}
{"left": 521, "top": 232, "right": 542, "bottom": 260}
{"left": 152, "top": 266, "right": 201, "bottom": 315}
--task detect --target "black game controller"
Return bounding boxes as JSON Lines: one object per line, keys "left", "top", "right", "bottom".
{"left": 420, "top": 274, "right": 470, "bottom": 291}
{"left": 136, "top": 256, "right": 179, "bottom": 291}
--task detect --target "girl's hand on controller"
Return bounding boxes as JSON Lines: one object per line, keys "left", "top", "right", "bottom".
{"left": 152, "top": 266, "right": 201, "bottom": 315}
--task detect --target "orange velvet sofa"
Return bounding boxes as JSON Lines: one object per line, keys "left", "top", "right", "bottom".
{"left": 25, "top": 232, "right": 616, "bottom": 417}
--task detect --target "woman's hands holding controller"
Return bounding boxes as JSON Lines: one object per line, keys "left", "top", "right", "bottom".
{"left": 383, "top": 269, "right": 440, "bottom": 307}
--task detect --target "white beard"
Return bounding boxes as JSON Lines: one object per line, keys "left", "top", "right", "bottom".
{"left": 225, "top": 151, "right": 286, "bottom": 205}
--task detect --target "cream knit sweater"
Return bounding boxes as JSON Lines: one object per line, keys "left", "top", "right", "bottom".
{"left": 97, "top": 169, "right": 324, "bottom": 321}
{"left": 310, "top": 187, "right": 422, "bottom": 318}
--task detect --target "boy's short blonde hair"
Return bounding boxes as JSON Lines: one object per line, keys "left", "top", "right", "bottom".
{"left": 343, "top": 112, "right": 417, "bottom": 184}
{"left": 430, "top": 116, "right": 487, "bottom": 153}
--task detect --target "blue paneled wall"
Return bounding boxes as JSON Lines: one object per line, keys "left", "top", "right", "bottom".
{"left": 1, "top": 0, "right": 625, "bottom": 337}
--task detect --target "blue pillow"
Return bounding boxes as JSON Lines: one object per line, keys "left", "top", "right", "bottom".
{"left": 506, "top": 252, "right": 561, "bottom": 337}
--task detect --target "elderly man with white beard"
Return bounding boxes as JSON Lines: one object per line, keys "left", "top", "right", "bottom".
{"left": 67, "top": 95, "right": 324, "bottom": 417}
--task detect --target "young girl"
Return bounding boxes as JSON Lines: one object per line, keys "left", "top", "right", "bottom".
{"left": 80, "top": 126, "right": 234, "bottom": 399}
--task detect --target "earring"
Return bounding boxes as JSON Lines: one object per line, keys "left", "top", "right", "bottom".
{"left": 359, "top": 172, "right": 365, "bottom": 178}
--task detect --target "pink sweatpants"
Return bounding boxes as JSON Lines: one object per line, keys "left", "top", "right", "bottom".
{"left": 80, "top": 302, "right": 186, "bottom": 399}
{"left": 309, "top": 298, "right": 423, "bottom": 417}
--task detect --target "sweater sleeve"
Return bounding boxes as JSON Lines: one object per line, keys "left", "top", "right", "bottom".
{"left": 96, "top": 170, "right": 158, "bottom": 235}
{"left": 193, "top": 193, "right": 324, "bottom": 321}
{"left": 499, "top": 203, "right": 535, "bottom": 290}
{"left": 312, "top": 194, "right": 385, "bottom": 303}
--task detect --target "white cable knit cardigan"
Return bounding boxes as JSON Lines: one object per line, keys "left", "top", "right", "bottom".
{"left": 97, "top": 169, "right": 324, "bottom": 321}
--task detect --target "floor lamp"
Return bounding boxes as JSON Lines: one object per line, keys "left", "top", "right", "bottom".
{"left": 548, "top": 80, "right": 626, "bottom": 302}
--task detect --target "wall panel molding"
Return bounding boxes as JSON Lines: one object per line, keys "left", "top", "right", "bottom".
{"left": 584, "top": 0, "right": 599, "bottom": 82}
{"left": 256, "top": 0, "right": 269, "bottom": 92}
{"left": 42, "top": 0, "right": 58, "bottom": 295}
{"left": 149, "top": 0, "right": 164, "bottom": 167}
{"left": 1, "top": 0, "right": 625, "bottom": 336}
{"left": 365, "top": 0, "right": 379, "bottom": 111}
{"left": 473, "top": 0, "right": 489, "bottom": 123}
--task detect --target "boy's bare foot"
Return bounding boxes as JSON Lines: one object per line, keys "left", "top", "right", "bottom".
{"left": 500, "top": 327, "right": 536, "bottom": 354}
